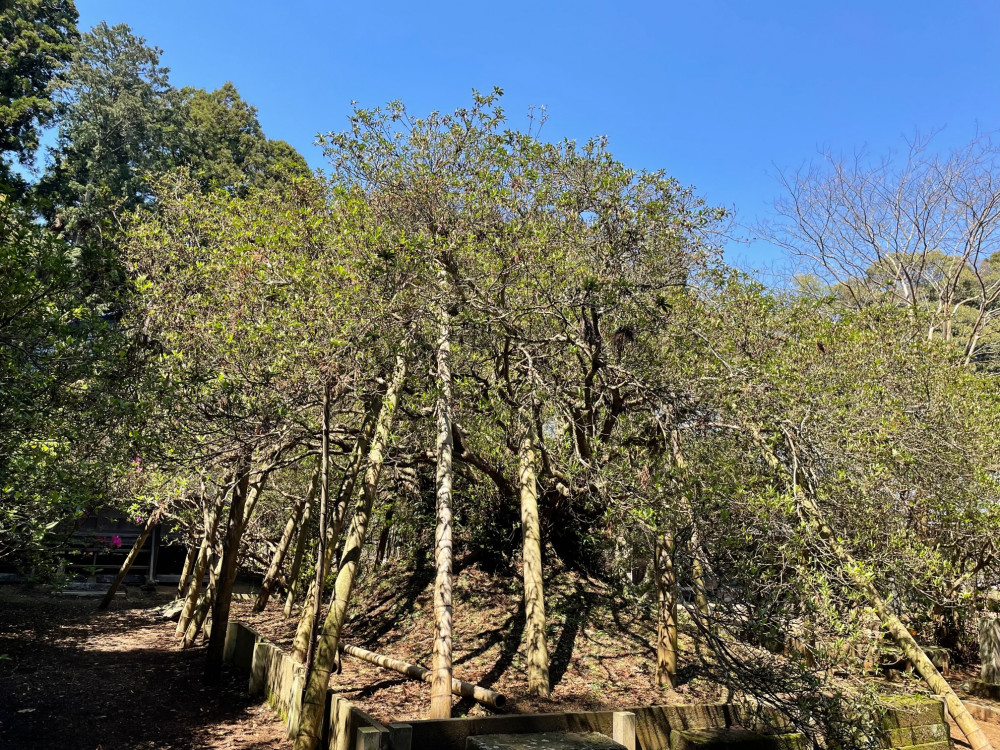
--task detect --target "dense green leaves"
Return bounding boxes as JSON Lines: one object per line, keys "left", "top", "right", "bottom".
{"left": 0, "top": 0, "right": 78, "bottom": 181}
{"left": 3, "top": 30, "right": 1000, "bottom": 736}
{"left": 38, "top": 22, "right": 176, "bottom": 243}
{"left": 0, "top": 193, "right": 135, "bottom": 564}
{"left": 37, "top": 22, "right": 309, "bottom": 246}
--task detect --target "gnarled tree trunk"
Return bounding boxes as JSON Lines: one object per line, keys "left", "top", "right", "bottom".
{"left": 204, "top": 462, "right": 252, "bottom": 682}
{"left": 253, "top": 467, "right": 316, "bottom": 612}
{"left": 176, "top": 542, "right": 198, "bottom": 600}
{"left": 305, "top": 382, "right": 333, "bottom": 673}
{"left": 184, "top": 551, "right": 223, "bottom": 647}
{"left": 177, "top": 501, "right": 222, "bottom": 638}
{"left": 283, "top": 494, "right": 312, "bottom": 618}
{"left": 204, "top": 454, "right": 279, "bottom": 682}
{"left": 290, "top": 417, "right": 373, "bottom": 662}
{"left": 654, "top": 533, "right": 678, "bottom": 688}
{"left": 519, "top": 429, "right": 550, "bottom": 698}
{"left": 375, "top": 505, "right": 395, "bottom": 567}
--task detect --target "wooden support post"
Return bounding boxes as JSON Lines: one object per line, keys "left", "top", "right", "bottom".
{"left": 147, "top": 523, "right": 159, "bottom": 584}
{"left": 613, "top": 711, "right": 636, "bottom": 750}
{"left": 388, "top": 723, "right": 412, "bottom": 750}
{"left": 357, "top": 727, "right": 381, "bottom": 750}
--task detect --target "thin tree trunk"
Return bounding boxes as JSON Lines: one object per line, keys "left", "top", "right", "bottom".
{"left": 290, "top": 418, "right": 374, "bottom": 662}
{"left": 253, "top": 469, "right": 315, "bottom": 612}
{"left": 204, "top": 462, "right": 253, "bottom": 682}
{"left": 294, "top": 341, "right": 409, "bottom": 750}
{"left": 519, "top": 429, "right": 550, "bottom": 698}
{"left": 97, "top": 507, "right": 162, "bottom": 610}
{"left": 325, "top": 413, "right": 376, "bottom": 579}
{"left": 184, "top": 552, "right": 223, "bottom": 648}
{"left": 188, "top": 459, "right": 277, "bottom": 655}
{"left": 796, "top": 485, "right": 991, "bottom": 749}
{"left": 283, "top": 493, "right": 313, "bottom": 618}
{"left": 654, "top": 533, "right": 678, "bottom": 688}
{"left": 290, "top": 541, "right": 334, "bottom": 663}
{"left": 375, "top": 506, "right": 394, "bottom": 567}
{"left": 177, "top": 502, "right": 222, "bottom": 638}
{"left": 690, "top": 531, "right": 710, "bottom": 618}
{"left": 305, "top": 382, "right": 333, "bottom": 673}
{"left": 431, "top": 307, "right": 454, "bottom": 719}
{"left": 670, "top": 430, "right": 709, "bottom": 619}
{"left": 176, "top": 542, "right": 198, "bottom": 600}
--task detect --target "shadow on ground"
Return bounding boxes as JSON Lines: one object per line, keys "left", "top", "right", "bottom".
{"left": 0, "top": 588, "right": 287, "bottom": 750}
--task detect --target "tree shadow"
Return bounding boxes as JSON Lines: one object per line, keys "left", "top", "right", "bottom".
{"left": 452, "top": 601, "right": 525, "bottom": 715}
{"left": 548, "top": 579, "right": 590, "bottom": 689}
{"left": 608, "top": 591, "right": 655, "bottom": 656}
{"left": 453, "top": 624, "right": 513, "bottom": 668}
{"left": 1, "top": 628, "right": 281, "bottom": 750}
{"left": 349, "top": 564, "right": 434, "bottom": 645}
{"left": 351, "top": 677, "right": 410, "bottom": 700}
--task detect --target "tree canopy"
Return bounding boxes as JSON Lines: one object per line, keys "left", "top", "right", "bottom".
{"left": 3, "top": 15, "right": 1000, "bottom": 744}
{"left": 0, "top": 0, "right": 78, "bottom": 182}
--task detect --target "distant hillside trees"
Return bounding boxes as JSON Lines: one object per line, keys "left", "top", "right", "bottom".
{"left": 761, "top": 133, "right": 1000, "bottom": 368}
{"left": 37, "top": 21, "right": 309, "bottom": 248}
{"left": 0, "top": 0, "right": 78, "bottom": 186}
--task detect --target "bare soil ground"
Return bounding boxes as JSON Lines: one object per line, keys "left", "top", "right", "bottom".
{"left": 237, "top": 559, "right": 1000, "bottom": 745}
{"left": 3, "top": 562, "right": 999, "bottom": 750}
{"left": 0, "top": 587, "right": 288, "bottom": 750}
{"left": 233, "top": 561, "right": 725, "bottom": 724}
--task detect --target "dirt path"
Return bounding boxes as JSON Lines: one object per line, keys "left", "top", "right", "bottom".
{"left": 0, "top": 588, "right": 289, "bottom": 750}
{"left": 951, "top": 717, "right": 1000, "bottom": 749}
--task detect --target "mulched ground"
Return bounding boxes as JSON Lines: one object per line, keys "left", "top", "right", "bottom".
{"left": 0, "top": 587, "right": 289, "bottom": 750}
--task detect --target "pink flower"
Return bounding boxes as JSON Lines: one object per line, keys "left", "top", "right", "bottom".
{"left": 111, "top": 536, "right": 122, "bottom": 549}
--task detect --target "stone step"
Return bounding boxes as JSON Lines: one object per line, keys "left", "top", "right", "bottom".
{"left": 467, "top": 732, "right": 624, "bottom": 750}
{"left": 969, "top": 680, "right": 1000, "bottom": 702}
{"left": 880, "top": 701, "right": 946, "bottom": 729}
{"left": 669, "top": 728, "right": 807, "bottom": 750}
{"left": 883, "top": 723, "right": 950, "bottom": 747}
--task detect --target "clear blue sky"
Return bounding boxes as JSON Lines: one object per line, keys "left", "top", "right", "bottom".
{"left": 76, "top": 1, "right": 1000, "bottom": 271}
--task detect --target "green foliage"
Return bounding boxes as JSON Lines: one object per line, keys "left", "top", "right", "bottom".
{"left": 0, "top": 0, "right": 78, "bottom": 180}
{"left": 0, "top": 190, "right": 137, "bottom": 565}
{"left": 681, "top": 288, "right": 1000, "bottom": 663}
{"left": 7, "top": 74, "right": 1000, "bottom": 739}
{"left": 178, "top": 82, "right": 310, "bottom": 193}
{"left": 315, "top": 90, "right": 729, "bottom": 570}
{"left": 38, "top": 22, "right": 176, "bottom": 243}
{"left": 37, "top": 22, "right": 311, "bottom": 245}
